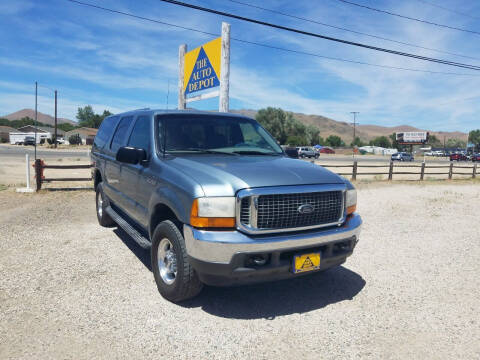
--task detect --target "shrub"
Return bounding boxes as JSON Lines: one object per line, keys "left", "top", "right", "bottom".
{"left": 69, "top": 134, "right": 82, "bottom": 145}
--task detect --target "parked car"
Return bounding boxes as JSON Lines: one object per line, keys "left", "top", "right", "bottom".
{"left": 283, "top": 146, "right": 299, "bottom": 159}
{"left": 23, "top": 136, "right": 36, "bottom": 146}
{"left": 91, "top": 110, "right": 362, "bottom": 302}
{"left": 391, "top": 152, "right": 414, "bottom": 161}
{"left": 449, "top": 153, "right": 467, "bottom": 161}
{"left": 471, "top": 153, "right": 480, "bottom": 162}
{"left": 319, "top": 147, "right": 335, "bottom": 154}
{"left": 296, "top": 146, "right": 319, "bottom": 159}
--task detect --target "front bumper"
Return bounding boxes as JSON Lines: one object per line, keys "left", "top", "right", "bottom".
{"left": 183, "top": 213, "right": 362, "bottom": 285}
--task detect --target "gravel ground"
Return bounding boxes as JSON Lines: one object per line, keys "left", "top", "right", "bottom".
{"left": 1, "top": 183, "right": 479, "bottom": 359}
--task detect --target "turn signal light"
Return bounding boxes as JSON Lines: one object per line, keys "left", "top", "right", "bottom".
{"left": 347, "top": 204, "right": 356, "bottom": 215}
{"left": 190, "top": 199, "right": 235, "bottom": 228}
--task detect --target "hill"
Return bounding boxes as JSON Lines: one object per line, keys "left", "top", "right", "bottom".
{"left": 230, "top": 109, "right": 467, "bottom": 143}
{"left": 2, "top": 109, "right": 76, "bottom": 126}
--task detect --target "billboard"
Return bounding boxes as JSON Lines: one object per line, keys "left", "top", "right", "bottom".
{"left": 396, "top": 132, "right": 429, "bottom": 145}
{"left": 183, "top": 37, "right": 221, "bottom": 95}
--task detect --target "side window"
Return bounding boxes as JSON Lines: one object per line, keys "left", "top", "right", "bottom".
{"left": 110, "top": 116, "right": 133, "bottom": 153}
{"left": 128, "top": 116, "right": 151, "bottom": 152}
{"left": 93, "top": 116, "right": 119, "bottom": 149}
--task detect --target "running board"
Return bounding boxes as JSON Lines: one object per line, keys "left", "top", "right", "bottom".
{"left": 106, "top": 206, "right": 151, "bottom": 249}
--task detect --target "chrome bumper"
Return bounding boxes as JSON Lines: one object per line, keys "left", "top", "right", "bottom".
{"left": 183, "top": 213, "right": 362, "bottom": 264}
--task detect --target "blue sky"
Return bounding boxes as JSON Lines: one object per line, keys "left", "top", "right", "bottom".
{"left": 1, "top": 0, "right": 480, "bottom": 131}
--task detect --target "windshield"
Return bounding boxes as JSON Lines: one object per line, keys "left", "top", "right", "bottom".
{"left": 157, "top": 115, "right": 283, "bottom": 155}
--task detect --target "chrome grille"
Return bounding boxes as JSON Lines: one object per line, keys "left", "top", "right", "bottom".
{"left": 239, "top": 190, "right": 344, "bottom": 231}
{"left": 240, "top": 198, "right": 250, "bottom": 225}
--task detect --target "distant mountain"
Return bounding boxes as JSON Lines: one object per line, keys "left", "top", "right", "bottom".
{"left": 2, "top": 109, "right": 76, "bottom": 126}
{"left": 231, "top": 109, "right": 467, "bottom": 142}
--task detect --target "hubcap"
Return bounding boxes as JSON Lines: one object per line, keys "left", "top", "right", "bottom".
{"left": 97, "top": 192, "right": 103, "bottom": 217}
{"left": 158, "top": 238, "right": 177, "bottom": 285}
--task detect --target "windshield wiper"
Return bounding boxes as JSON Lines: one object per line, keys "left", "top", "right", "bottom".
{"left": 168, "top": 148, "right": 239, "bottom": 155}
{"left": 232, "top": 150, "right": 280, "bottom": 156}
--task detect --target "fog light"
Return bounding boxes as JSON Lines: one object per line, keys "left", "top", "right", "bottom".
{"left": 251, "top": 255, "right": 268, "bottom": 266}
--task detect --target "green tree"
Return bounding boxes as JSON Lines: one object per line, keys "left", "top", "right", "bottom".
{"left": 369, "top": 136, "right": 391, "bottom": 148}
{"left": 286, "top": 135, "right": 307, "bottom": 146}
{"left": 325, "top": 135, "right": 344, "bottom": 147}
{"left": 76, "top": 106, "right": 112, "bottom": 128}
{"left": 389, "top": 133, "right": 399, "bottom": 149}
{"left": 57, "top": 123, "right": 77, "bottom": 132}
{"left": 427, "top": 134, "right": 442, "bottom": 147}
{"left": 306, "top": 125, "right": 322, "bottom": 145}
{"left": 468, "top": 129, "right": 480, "bottom": 151}
{"left": 446, "top": 138, "right": 466, "bottom": 148}
{"left": 68, "top": 134, "right": 82, "bottom": 145}
{"left": 351, "top": 137, "right": 365, "bottom": 147}
{"left": 255, "top": 107, "right": 290, "bottom": 144}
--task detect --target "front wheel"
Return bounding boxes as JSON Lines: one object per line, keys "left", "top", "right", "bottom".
{"left": 151, "top": 220, "right": 203, "bottom": 302}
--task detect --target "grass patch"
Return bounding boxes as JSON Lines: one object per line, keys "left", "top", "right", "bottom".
{"left": 0, "top": 184, "right": 8, "bottom": 191}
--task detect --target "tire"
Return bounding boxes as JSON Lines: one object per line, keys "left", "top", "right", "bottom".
{"left": 151, "top": 220, "right": 203, "bottom": 302}
{"left": 96, "top": 183, "right": 115, "bottom": 227}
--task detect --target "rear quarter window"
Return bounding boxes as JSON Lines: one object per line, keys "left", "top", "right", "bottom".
{"left": 93, "top": 116, "right": 119, "bottom": 150}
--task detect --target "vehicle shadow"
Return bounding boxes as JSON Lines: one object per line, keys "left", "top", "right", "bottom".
{"left": 113, "top": 228, "right": 365, "bottom": 320}
{"left": 181, "top": 266, "right": 365, "bottom": 319}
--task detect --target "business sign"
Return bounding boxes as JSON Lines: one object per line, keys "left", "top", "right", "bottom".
{"left": 396, "top": 132, "right": 429, "bottom": 145}
{"left": 183, "top": 37, "right": 221, "bottom": 95}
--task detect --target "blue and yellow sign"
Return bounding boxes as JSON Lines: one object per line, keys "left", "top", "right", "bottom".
{"left": 184, "top": 37, "right": 221, "bottom": 95}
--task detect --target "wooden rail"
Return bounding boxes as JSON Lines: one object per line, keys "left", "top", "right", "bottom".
{"left": 311, "top": 160, "right": 478, "bottom": 181}
{"left": 34, "top": 159, "right": 92, "bottom": 191}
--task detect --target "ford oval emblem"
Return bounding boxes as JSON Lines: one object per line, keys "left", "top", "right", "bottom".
{"left": 298, "top": 204, "right": 315, "bottom": 214}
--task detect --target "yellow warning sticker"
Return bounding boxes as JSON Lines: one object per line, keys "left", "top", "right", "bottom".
{"left": 293, "top": 253, "right": 321, "bottom": 273}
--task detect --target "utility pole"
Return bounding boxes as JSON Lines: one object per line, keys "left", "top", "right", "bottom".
{"left": 54, "top": 90, "right": 58, "bottom": 148}
{"left": 350, "top": 112, "right": 359, "bottom": 146}
{"left": 219, "top": 21, "right": 231, "bottom": 112}
{"left": 34, "top": 81, "right": 37, "bottom": 160}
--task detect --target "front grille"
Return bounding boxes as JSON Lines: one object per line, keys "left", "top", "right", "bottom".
{"left": 240, "top": 191, "right": 343, "bottom": 231}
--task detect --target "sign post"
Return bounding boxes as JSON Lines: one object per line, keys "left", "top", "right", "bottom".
{"left": 219, "top": 22, "right": 230, "bottom": 112}
{"left": 178, "top": 44, "right": 187, "bottom": 110}
{"left": 178, "top": 22, "right": 230, "bottom": 112}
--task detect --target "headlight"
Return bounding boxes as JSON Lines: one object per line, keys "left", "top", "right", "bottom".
{"left": 346, "top": 189, "right": 357, "bottom": 215}
{"left": 190, "top": 197, "right": 236, "bottom": 228}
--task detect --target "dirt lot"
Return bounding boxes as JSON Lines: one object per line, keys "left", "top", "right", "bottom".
{"left": 1, "top": 183, "right": 480, "bottom": 359}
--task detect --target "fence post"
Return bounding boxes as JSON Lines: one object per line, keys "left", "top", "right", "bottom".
{"left": 473, "top": 163, "right": 477, "bottom": 179}
{"left": 352, "top": 160, "right": 357, "bottom": 181}
{"left": 35, "top": 159, "right": 42, "bottom": 191}
{"left": 388, "top": 161, "right": 393, "bottom": 181}
{"left": 448, "top": 162, "right": 453, "bottom": 180}
{"left": 420, "top": 162, "right": 425, "bottom": 181}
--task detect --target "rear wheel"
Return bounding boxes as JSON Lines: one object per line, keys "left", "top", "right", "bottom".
{"left": 96, "top": 183, "right": 115, "bottom": 227}
{"left": 151, "top": 220, "right": 203, "bottom": 302}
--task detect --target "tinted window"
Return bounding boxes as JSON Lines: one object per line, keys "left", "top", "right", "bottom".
{"left": 93, "top": 116, "right": 119, "bottom": 149}
{"left": 128, "top": 116, "right": 151, "bottom": 151}
{"left": 110, "top": 116, "right": 133, "bottom": 153}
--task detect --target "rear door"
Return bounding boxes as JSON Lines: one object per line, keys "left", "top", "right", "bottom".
{"left": 104, "top": 116, "right": 134, "bottom": 212}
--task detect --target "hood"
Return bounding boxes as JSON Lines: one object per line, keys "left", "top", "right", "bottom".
{"left": 167, "top": 155, "right": 345, "bottom": 196}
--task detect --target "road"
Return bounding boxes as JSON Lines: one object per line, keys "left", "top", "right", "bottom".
{"left": 1, "top": 144, "right": 456, "bottom": 164}
{"left": 0, "top": 144, "right": 90, "bottom": 159}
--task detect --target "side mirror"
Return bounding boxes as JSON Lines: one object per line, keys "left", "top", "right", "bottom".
{"left": 116, "top": 146, "right": 147, "bottom": 165}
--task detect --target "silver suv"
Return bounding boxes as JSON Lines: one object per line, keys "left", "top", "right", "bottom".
{"left": 91, "top": 110, "right": 362, "bottom": 302}
{"left": 297, "top": 146, "right": 319, "bottom": 159}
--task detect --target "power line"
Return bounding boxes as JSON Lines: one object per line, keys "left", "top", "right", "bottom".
{"left": 64, "top": 0, "right": 480, "bottom": 76}
{"left": 156, "top": 0, "right": 480, "bottom": 70}
{"left": 415, "top": 0, "right": 480, "bottom": 20}
{"left": 334, "top": 0, "right": 480, "bottom": 36}
{"left": 227, "top": 0, "right": 480, "bottom": 62}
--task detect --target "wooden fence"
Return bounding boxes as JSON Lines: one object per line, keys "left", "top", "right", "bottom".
{"left": 314, "top": 160, "right": 478, "bottom": 181}
{"left": 34, "top": 159, "right": 92, "bottom": 191}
